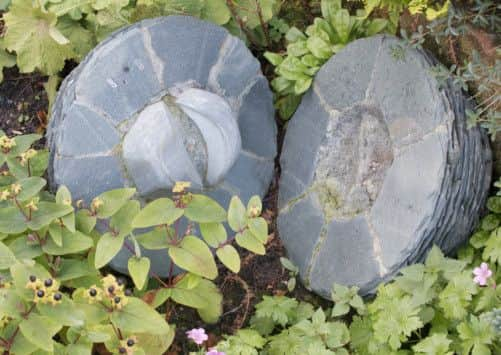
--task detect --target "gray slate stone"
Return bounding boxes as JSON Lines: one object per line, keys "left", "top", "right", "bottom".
{"left": 47, "top": 16, "right": 277, "bottom": 278}
{"left": 279, "top": 35, "right": 492, "bottom": 297}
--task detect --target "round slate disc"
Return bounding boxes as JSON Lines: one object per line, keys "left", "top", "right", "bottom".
{"left": 47, "top": 16, "right": 277, "bottom": 276}
{"left": 278, "top": 35, "right": 491, "bottom": 298}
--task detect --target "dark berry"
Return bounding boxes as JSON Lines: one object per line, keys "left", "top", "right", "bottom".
{"left": 89, "top": 288, "right": 97, "bottom": 297}
{"left": 117, "top": 278, "right": 125, "bottom": 286}
{"left": 36, "top": 290, "right": 45, "bottom": 298}
{"left": 53, "top": 293, "right": 62, "bottom": 301}
{"left": 126, "top": 339, "right": 135, "bottom": 347}
{"left": 44, "top": 279, "right": 53, "bottom": 287}
{"left": 107, "top": 285, "right": 115, "bottom": 294}
{"left": 114, "top": 296, "right": 121, "bottom": 304}
{"left": 124, "top": 289, "right": 132, "bottom": 296}
{"left": 29, "top": 275, "right": 36, "bottom": 282}
{"left": 118, "top": 347, "right": 127, "bottom": 354}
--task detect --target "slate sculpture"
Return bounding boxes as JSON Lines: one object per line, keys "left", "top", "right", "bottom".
{"left": 278, "top": 35, "right": 492, "bottom": 298}
{"left": 47, "top": 16, "right": 277, "bottom": 275}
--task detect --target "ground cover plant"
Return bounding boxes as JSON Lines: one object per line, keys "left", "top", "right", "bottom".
{"left": 0, "top": 0, "right": 499, "bottom": 354}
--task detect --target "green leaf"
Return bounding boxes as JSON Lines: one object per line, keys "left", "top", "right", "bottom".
{"left": 16, "top": 177, "right": 46, "bottom": 201}
{"left": 27, "top": 202, "right": 74, "bottom": 230}
{"left": 264, "top": 51, "right": 283, "bottom": 66}
{"left": 306, "top": 35, "right": 332, "bottom": 59}
{"left": 128, "top": 256, "right": 150, "bottom": 290}
{"left": 10, "top": 262, "right": 51, "bottom": 300}
{"left": 19, "top": 315, "right": 62, "bottom": 352}
{"left": 94, "top": 188, "right": 136, "bottom": 218}
{"left": 247, "top": 195, "right": 262, "bottom": 217}
{"left": 236, "top": 229, "right": 265, "bottom": 255}
{"left": 136, "top": 330, "right": 175, "bottom": 355}
{"left": 285, "top": 26, "right": 307, "bottom": 42}
{"left": 110, "top": 200, "right": 140, "bottom": 238}
{"left": 294, "top": 76, "right": 313, "bottom": 94}
{"left": 49, "top": 223, "right": 64, "bottom": 246}
{"left": 195, "top": 279, "right": 223, "bottom": 323}
{"left": 216, "top": 244, "right": 241, "bottom": 273}
{"left": 75, "top": 209, "right": 96, "bottom": 234}
{"left": 483, "top": 228, "right": 501, "bottom": 263}
{"left": 3, "top": 0, "right": 75, "bottom": 75}
{"left": 55, "top": 185, "right": 72, "bottom": 205}
{"left": 6, "top": 236, "right": 42, "bottom": 260}
{"left": 228, "top": 196, "right": 247, "bottom": 232}
{"left": 185, "top": 194, "right": 226, "bottom": 223}
{"left": 0, "top": 46, "right": 16, "bottom": 83}
{"left": 110, "top": 298, "right": 170, "bottom": 335}
{"left": 38, "top": 296, "right": 85, "bottom": 327}
{"left": 200, "top": 222, "right": 227, "bottom": 248}
{"left": 171, "top": 282, "right": 209, "bottom": 309}
{"left": 168, "top": 236, "right": 218, "bottom": 279}
{"left": 413, "top": 333, "right": 452, "bottom": 355}
{"left": 43, "top": 230, "right": 93, "bottom": 255}
{"left": 202, "top": 0, "right": 230, "bottom": 24}
{"left": 457, "top": 316, "right": 495, "bottom": 355}
{"left": 94, "top": 233, "right": 125, "bottom": 269}
{"left": 248, "top": 217, "right": 268, "bottom": 243}
{"left": 0, "top": 240, "right": 17, "bottom": 270}
{"left": 0, "top": 207, "right": 27, "bottom": 234}
{"left": 331, "top": 9, "right": 352, "bottom": 43}
{"left": 132, "top": 198, "right": 183, "bottom": 228}
{"left": 135, "top": 228, "right": 172, "bottom": 250}
{"left": 321, "top": 0, "right": 342, "bottom": 23}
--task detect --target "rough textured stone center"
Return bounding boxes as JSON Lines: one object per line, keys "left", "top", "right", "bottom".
{"left": 313, "top": 103, "right": 393, "bottom": 220}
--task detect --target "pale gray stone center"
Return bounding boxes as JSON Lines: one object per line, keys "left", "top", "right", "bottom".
{"left": 122, "top": 88, "right": 241, "bottom": 196}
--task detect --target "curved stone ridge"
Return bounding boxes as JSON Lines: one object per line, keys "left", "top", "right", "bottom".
{"left": 278, "top": 35, "right": 492, "bottom": 298}
{"left": 47, "top": 16, "right": 277, "bottom": 276}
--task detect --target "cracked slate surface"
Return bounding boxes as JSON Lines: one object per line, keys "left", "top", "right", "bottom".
{"left": 278, "top": 35, "right": 492, "bottom": 298}
{"left": 47, "top": 16, "right": 277, "bottom": 276}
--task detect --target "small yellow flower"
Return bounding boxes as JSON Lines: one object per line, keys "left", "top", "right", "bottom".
{"left": 48, "top": 292, "right": 63, "bottom": 306}
{"left": 0, "top": 190, "right": 10, "bottom": 201}
{"left": 84, "top": 285, "right": 103, "bottom": 303}
{"left": 25, "top": 198, "right": 39, "bottom": 211}
{"left": 172, "top": 181, "right": 191, "bottom": 193}
{"left": 249, "top": 206, "right": 260, "bottom": 217}
{"left": 10, "top": 183, "right": 22, "bottom": 195}
{"left": 0, "top": 136, "right": 16, "bottom": 150}
{"left": 26, "top": 276, "right": 43, "bottom": 291}
{"left": 62, "top": 198, "right": 72, "bottom": 206}
{"left": 119, "top": 336, "right": 137, "bottom": 354}
{"left": 0, "top": 316, "right": 10, "bottom": 328}
{"left": 19, "top": 149, "right": 37, "bottom": 166}
{"left": 91, "top": 197, "right": 104, "bottom": 211}
{"left": 111, "top": 294, "right": 128, "bottom": 310}
{"left": 1, "top": 281, "right": 12, "bottom": 289}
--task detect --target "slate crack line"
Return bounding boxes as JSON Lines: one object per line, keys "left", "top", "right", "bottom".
{"left": 141, "top": 26, "right": 165, "bottom": 88}
{"left": 364, "top": 212, "right": 388, "bottom": 277}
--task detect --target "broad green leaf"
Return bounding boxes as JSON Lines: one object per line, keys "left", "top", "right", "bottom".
{"left": 216, "top": 244, "right": 240, "bottom": 273}
{"left": 27, "top": 202, "right": 74, "bottom": 230}
{"left": 146, "top": 288, "right": 172, "bottom": 309}
{"left": 94, "top": 233, "right": 125, "bottom": 268}
{"left": 185, "top": 194, "right": 226, "bottom": 223}
{"left": 236, "top": 229, "right": 265, "bottom": 255}
{"left": 0, "top": 288, "right": 24, "bottom": 318}
{"left": 49, "top": 223, "right": 64, "bottom": 246}
{"left": 136, "top": 329, "right": 175, "bottom": 355}
{"left": 38, "top": 297, "right": 85, "bottom": 327}
{"left": 19, "top": 315, "right": 62, "bottom": 352}
{"left": 0, "top": 240, "right": 17, "bottom": 269}
{"left": 294, "top": 76, "right": 313, "bottom": 94}
{"left": 16, "top": 177, "right": 46, "bottom": 201}
{"left": 110, "top": 298, "right": 170, "bottom": 335}
{"left": 321, "top": 0, "right": 342, "bottom": 23}
{"left": 228, "top": 196, "right": 247, "bottom": 232}
{"left": 128, "top": 256, "right": 150, "bottom": 290}
{"left": 9, "top": 332, "right": 39, "bottom": 355}
{"left": 247, "top": 195, "right": 262, "bottom": 216}
{"left": 264, "top": 51, "right": 284, "bottom": 66}
{"left": 10, "top": 262, "right": 51, "bottom": 300}
{"left": 57, "top": 258, "right": 97, "bottom": 281}
{"left": 195, "top": 279, "right": 223, "bottom": 323}
{"left": 43, "top": 230, "right": 93, "bottom": 255}
{"left": 331, "top": 9, "right": 352, "bottom": 43}
{"left": 171, "top": 284, "right": 209, "bottom": 309}
{"left": 168, "top": 236, "right": 218, "bottom": 279}
{"left": 75, "top": 209, "right": 96, "bottom": 234}
{"left": 94, "top": 188, "right": 136, "bottom": 218}
{"left": 0, "top": 46, "right": 16, "bottom": 83}
{"left": 132, "top": 198, "right": 183, "bottom": 228}
{"left": 135, "top": 228, "right": 172, "bottom": 250}
{"left": 248, "top": 217, "right": 268, "bottom": 243}
{"left": 9, "top": 134, "right": 42, "bottom": 156}
{"left": 48, "top": 0, "right": 94, "bottom": 16}
{"left": 202, "top": 0, "right": 230, "bottom": 24}
{"left": 413, "top": 333, "right": 452, "bottom": 355}
{"left": 0, "top": 207, "right": 28, "bottom": 234}
{"left": 200, "top": 222, "right": 227, "bottom": 248}
{"left": 306, "top": 35, "right": 332, "bottom": 59}
{"left": 3, "top": 0, "right": 75, "bottom": 74}
{"left": 110, "top": 200, "right": 140, "bottom": 237}
{"left": 55, "top": 185, "right": 72, "bottom": 205}
{"left": 7, "top": 236, "right": 42, "bottom": 260}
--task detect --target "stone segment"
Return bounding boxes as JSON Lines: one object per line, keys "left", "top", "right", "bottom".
{"left": 75, "top": 26, "right": 162, "bottom": 124}
{"left": 279, "top": 35, "right": 492, "bottom": 298}
{"left": 57, "top": 103, "right": 120, "bottom": 157}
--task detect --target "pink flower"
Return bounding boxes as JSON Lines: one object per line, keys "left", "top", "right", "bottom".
{"left": 186, "top": 328, "right": 208, "bottom": 345}
{"left": 473, "top": 262, "right": 493, "bottom": 286}
{"left": 206, "top": 349, "right": 225, "bottom": 355}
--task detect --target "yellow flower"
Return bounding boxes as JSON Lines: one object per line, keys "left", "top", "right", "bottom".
{"left": 91, "top": 197, "right": 104, "bottom": 211}
{"left": 84, "top": 285, "right": 103, "bottom": 303}
{"left": 0, "top": 316, "right": 10, "bottom": 328}
{"left": 26, "top": 278, "right": 43, "bottom": 291}
{"left": 0, "top": 190, "right": 10, "bottom": 201}
{"left": 0, "top": 136, "right": 16, "bottom": 150}
{"left": 172, "top": 181, "right": 191, "bottom": 193}
{"left": 10, "top": 183, "right": 22, "bottom": 195}
{"left": 19, "top": 149, "right": 37, "bottom": 166}
{"left": 111, "top": 294, "right": 128, "bottom": 310}
{"left": 120, "top": 336, "right": 137, "bottom": 354}
{"left": 249, "top": 206, "right": 260, "bottom": 217}
{"left": 25, "top": 199, "right": 39, "bottom": 211}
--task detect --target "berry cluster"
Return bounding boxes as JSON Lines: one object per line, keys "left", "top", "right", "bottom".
{"left": 85, "top": 274, "right": 130, "bottom": 310}
{"left": 26, "top": 275, "right": 62, "bottom": 306}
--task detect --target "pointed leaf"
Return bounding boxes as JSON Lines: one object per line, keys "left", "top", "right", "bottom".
{"left": 168, "top": 236, "right": 218, "bottom": 279}
{"left": 128, "top": 256, "right": 150, "bottom": 290}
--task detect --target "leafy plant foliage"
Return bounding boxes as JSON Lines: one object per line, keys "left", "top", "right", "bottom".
{"left": 0, "top": 132, "right": 269, "bottom": 353}
{"left": 216, "top": 180, "right": 501, "bottom": 354}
